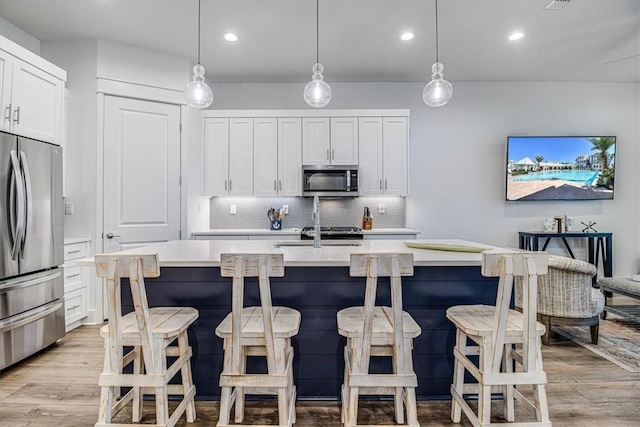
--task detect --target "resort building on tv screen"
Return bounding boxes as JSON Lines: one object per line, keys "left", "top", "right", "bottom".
{"left": 506, "top": 136, "right": 616, "bottom": 201}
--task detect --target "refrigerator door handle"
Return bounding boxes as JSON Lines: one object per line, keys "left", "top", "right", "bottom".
{"left": 9, "top": 150, "right": 25, "bottom": 261}
{"left": 0, "top": 269, "right": 62, "bottom": 292}
{"left": 19, "top": 151, "right": 32, "bottom": 256}
{"left": 0, "top": 300, "right": 63, "bottom": 333}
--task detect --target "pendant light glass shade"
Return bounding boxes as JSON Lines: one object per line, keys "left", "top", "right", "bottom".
{"left": 423, "top": 0, "right": 452, "bottom": 107}
{"left": 423, "top": 62, "right": 453, "bottom": 107}
{"left": 304, "top": 63, "right": 332, "bottom": 108}
{"left": 184, "top": 0, "right": 213, "bottom": 109}
{"left": 185, "top": 64, "right": 213, "bottom": 108}
{"left": 304, "top": 0, "right": 331, "bottom": 108}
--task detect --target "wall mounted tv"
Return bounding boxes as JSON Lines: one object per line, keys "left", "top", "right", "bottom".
{"left": 506, "top": 136, "right": 616, "bottom": 201}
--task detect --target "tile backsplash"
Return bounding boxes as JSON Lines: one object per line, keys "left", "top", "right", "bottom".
{"left": 209, "top": 197, "right": 406, "bottom": 229}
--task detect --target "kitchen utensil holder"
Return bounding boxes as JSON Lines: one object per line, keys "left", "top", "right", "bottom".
{"left": 270, "top": 219, "right": 282, "bottom": 230}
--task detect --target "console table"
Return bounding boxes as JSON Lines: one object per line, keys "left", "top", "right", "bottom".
{"left": 518, "top": 231, "right": 612, "bottom": 283}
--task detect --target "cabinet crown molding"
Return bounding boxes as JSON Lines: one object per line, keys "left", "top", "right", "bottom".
{"left": 1, "top": 36, "right": 67, "bottom": 81}
{"left": 202, "top": 109, "right": 410, "bottom": 118}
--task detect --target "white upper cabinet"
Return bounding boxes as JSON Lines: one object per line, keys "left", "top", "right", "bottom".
{"left": 0, "top": 50, "right": 12, "bottom": 133}
{"left": 330, "top": 117, "right": 358, "bottom": 165}
{"left": 302, "top": 117, "right": 358, "bottom": 165}
{"left": 382, "top": 117, "right": 408, "bottom": 195}
{"left": 302, "top": 117, "right": 330, "bottom": 165}
{"left": 204, "top": 110, "right": 407, "bottom": 197}
{"left": 278, "top": 118, "right": 302, "bottom": 196}
{"left": 253, "top": 118, "right": 278, "bottom": 196}
{"left": 253, "top": 118, "right": 302, "bottom": 197}
{"left": 204, "top": 117, "right": 254, "bottom": 196}
{"left": 358, "top": 117, "right": 408, "bottom": 196}
{"left": 1, "top": 37, "right": 66, "bottom": 145}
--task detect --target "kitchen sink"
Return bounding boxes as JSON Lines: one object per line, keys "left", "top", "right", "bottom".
{"left": 273, "top": 240, "right": 362, "bottom": 248}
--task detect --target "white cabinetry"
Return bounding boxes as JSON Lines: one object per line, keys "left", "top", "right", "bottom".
{"left": 254, "top": 118, "right": 302, "bottom": 196}
{"left": 358, "top": 117, "right": 408, "bottom": 196}
{"left": 302, "top": 117, "right": 358, "bottom": 165}
{"left": 63, "top": 239, "right": 90, "bottom": 332}
{"left": 204, "top": 117, "right": 253, "bottom": 196}
{"left": 0, "top": 36, "right": 66, "bottom": 145}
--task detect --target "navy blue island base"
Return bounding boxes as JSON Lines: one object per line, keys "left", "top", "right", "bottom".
{"left": 121, "top": 265, "right": 498, "bottom": 400}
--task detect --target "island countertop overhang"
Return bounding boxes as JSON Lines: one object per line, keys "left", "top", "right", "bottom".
{"left": 78, "top": 239, "right": 503, "bottom": 268}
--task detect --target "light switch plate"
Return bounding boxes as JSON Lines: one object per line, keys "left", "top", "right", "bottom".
{"left": 378, "top": 204, "right": 386, "bottom": 214}
{"left": 64, "top": 201, "right": 74, "bottom": 215}
{"left": 282, "top": 205, "right": 289, "bottom": 215}
{"left": 230, "top": 204, "right": 236, "bottom": 214}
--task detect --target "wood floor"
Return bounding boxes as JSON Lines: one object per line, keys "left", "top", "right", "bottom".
{"left": 2, "top": 323, "right": 640, "bottom": 426}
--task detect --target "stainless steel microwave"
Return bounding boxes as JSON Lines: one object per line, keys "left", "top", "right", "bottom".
{"left": 302, "top": 165, "right": 358, "bottom": 197}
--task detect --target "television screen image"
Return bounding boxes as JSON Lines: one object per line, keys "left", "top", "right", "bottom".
{"left": 506, "top": 136, "right": 616, "bottom": 201}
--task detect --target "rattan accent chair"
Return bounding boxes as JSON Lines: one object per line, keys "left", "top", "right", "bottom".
{"left": 515, "top": 255, "right": 604, "bottom": 345}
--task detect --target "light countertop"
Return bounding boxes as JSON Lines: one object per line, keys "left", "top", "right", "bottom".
{"left": 78, "top": 239, "right": 502, "bottom": 268}
{"left": 64, "top": 237, "right": 91, "bottom": 244}
{"left": 191, "top": 228, "right": 420, "bottom": 236}
{"left": 191, "top": 228, "right": 302, "bottom": 236}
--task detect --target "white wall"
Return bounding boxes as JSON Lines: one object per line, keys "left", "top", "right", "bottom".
{"left": 96, "top": 40, "right": 189, "bottom": 91}
{"left": 0, "top": 17, "right": 40, "bottom": 54}
{"left": 207, "top": 81, "right": 640, "bottom": 275}
{"left": 41, "top": 41, "right": 99, "bottom": 239}
{"left": 40, "top": 39, "right": 191, "bottom": 323}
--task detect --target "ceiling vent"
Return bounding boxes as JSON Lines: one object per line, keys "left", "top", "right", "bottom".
{"left": 544, "top": 0, "right": 570, "bottom": 10}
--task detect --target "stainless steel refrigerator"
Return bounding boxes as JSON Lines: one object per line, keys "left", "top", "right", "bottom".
{"left": 1, "top": 131, "right": 64, "bottom": 370}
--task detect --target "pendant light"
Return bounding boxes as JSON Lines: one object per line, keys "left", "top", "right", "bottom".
{"left": 423, "top": 0, "right": 453, "bottom": 107}
{"left": 184, "top": 0, "right": 213, "bottom": 108}
{"left": 303, "top": 0, "right": 331, "bottom": 108}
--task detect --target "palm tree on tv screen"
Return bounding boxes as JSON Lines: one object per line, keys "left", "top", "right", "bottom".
{"left": 588, "top": 137, "right": 615, "bottom": 170}
{"left": 535, "top": 155, "right": 544, "bottom": 171}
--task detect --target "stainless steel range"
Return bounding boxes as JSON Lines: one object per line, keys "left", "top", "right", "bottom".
{"left": 300, "top": 226, "right": 363, "bottom": 240}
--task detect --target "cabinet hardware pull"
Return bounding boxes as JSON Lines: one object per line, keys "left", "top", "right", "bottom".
{"left": 331, "top": 149, "right": 335, "bottom": 159}
{"left": 274, "top": 180, "right": 277, "bottom": 191}
{"left": 385, "top": 179, "right": 388, "bottom": 190}
{"left": 229, "top": 180, "right": 232, "bottom": 191}
{"left": 66, "top": 273, "right": 81, "bottom": 279}
{"left": 66, "top": 304, "right": 81, "bottom": 311}
{"left": 224, "top": 180, "right": 227, "bottom": 191}
{"left": 326, "top": 149, "right": 329, "bottom": 160}
{"left": 13, "top": 106, "right": 20, "bottom": 124}
{"left": 380, "top": 179, "right": 383, "bottom": 190}
{"left": 67, "top": 250, "right": 81, "bottom": 254}
{"left": 278, "top": 180, "right": 282, "bottom": 191}
{"left": 4, "top": 104, "right": 10, "bottom": 121}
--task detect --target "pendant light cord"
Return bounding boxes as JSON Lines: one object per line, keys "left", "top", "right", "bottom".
{"left": 197, "top": 0, "right": 202, "bottom": 64}
{"left": 435, "top": 0, "right": 439, "bottom": 63}
{"left": 316, "top": 0, "right": 320, "bottom": 64}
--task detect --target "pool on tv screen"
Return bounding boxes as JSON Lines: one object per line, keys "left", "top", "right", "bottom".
{"left": 505, "top": 136, "right": 616, "bottom": 201}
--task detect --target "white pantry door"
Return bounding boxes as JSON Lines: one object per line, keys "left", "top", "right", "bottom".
{"left": 103, "top": 96, "right": 181, "bottom": 252}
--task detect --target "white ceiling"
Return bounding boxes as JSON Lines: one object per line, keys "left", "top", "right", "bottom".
{"left": 1, "top": 0, "right": 638, "bottom": 83}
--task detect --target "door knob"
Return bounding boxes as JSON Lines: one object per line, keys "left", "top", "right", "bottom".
{"left": 105, "top": 232, "right": 121, "bottom": 239}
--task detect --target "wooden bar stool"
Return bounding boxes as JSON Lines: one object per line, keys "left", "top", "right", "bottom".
{"left": 215, "top": 254, "right": 301, "bottom": 427}
{"left": 446, "top": 252, "right": 550, "bottom": 426}
{"left": 337, "top": 253, "right": 421, "bottom": 427}
{"left": 94, "top": 253, "right": 198, "bottom": 427}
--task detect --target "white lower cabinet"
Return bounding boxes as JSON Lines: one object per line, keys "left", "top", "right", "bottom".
{"left": 63, "top": 239, "right": 90, "bottom": 331}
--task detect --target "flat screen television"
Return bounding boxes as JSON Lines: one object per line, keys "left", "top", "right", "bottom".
{"left": 506, "top": 136, "right": 616, "bottom": 201}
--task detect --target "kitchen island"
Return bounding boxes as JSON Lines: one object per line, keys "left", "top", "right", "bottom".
{"left": 83, "top": 239, "right": 503, "bottom": 400}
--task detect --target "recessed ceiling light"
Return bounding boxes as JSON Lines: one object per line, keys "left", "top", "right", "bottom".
{"left": 223, "top": 32, "right": 238, "bottom": 42}
{"left": 509, "top": 32, "right": 524, "bottom": 41}
{"left": 400, "top": 32, "right": 414, "bottom": 41}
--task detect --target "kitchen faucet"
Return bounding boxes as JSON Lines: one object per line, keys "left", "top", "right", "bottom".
{"left": 312, "top": 195, "right": 321, "bottom": 248}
